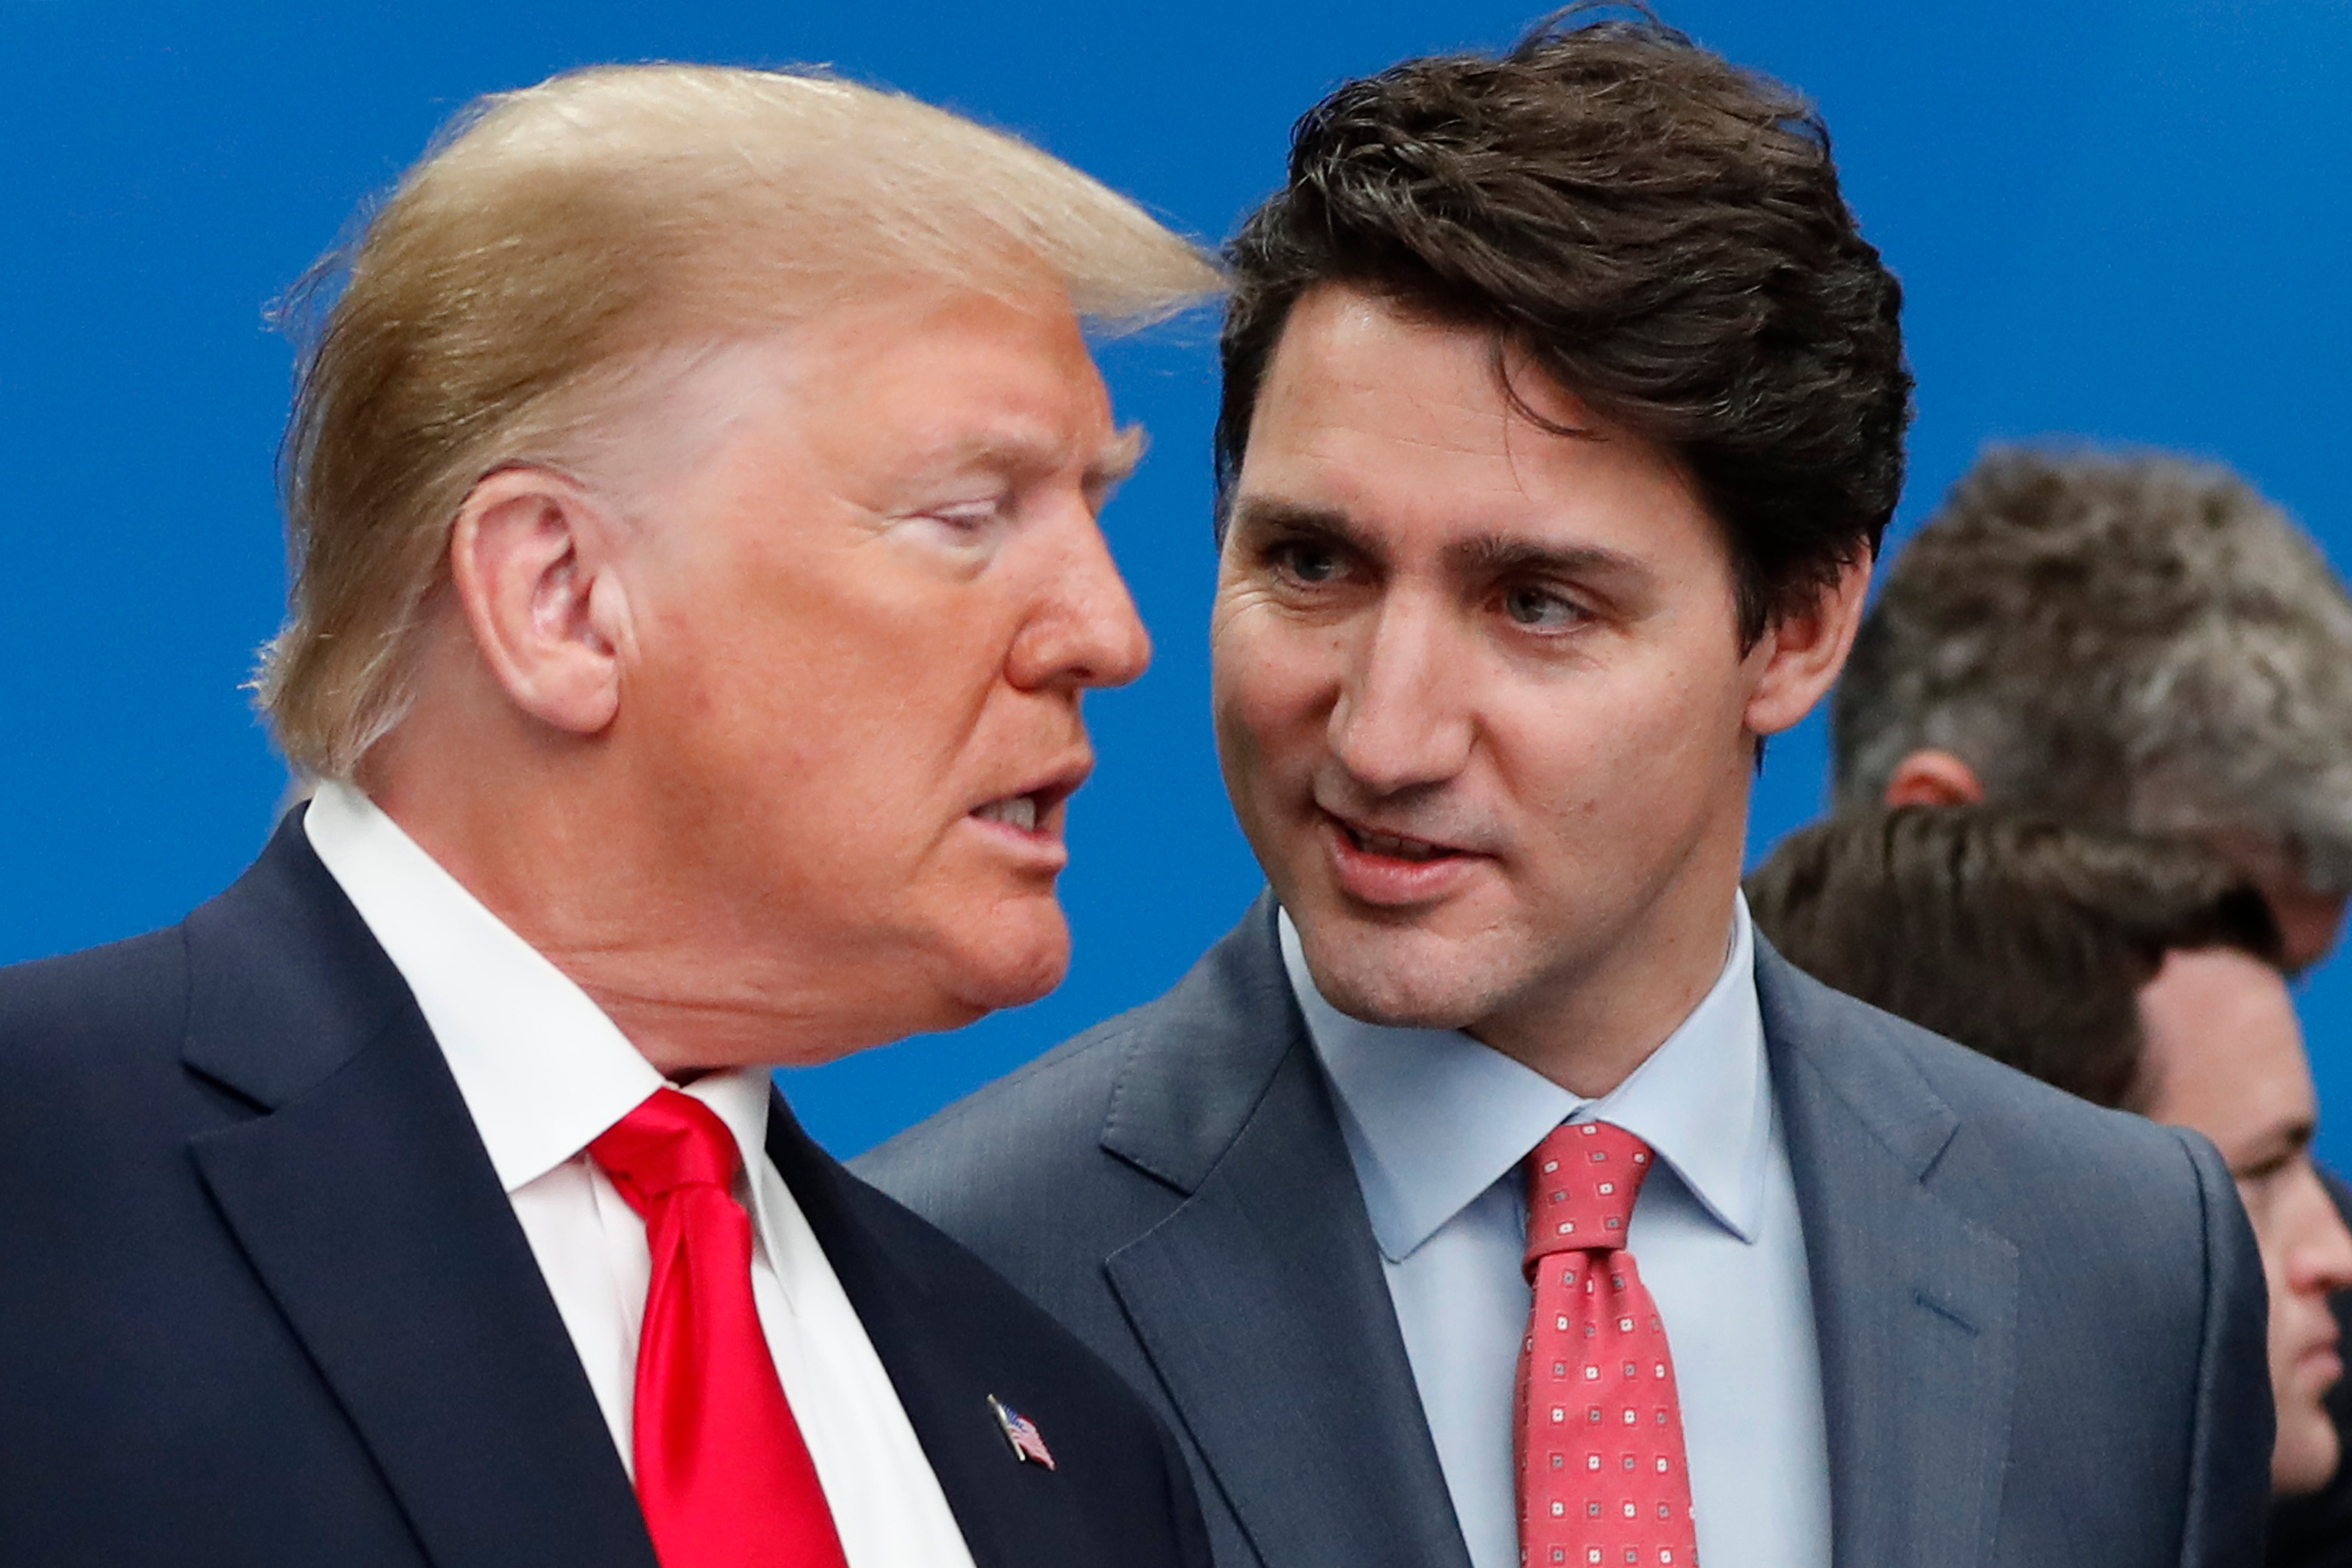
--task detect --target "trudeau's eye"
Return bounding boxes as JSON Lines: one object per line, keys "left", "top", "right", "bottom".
{"left": 1503, "top": 585, "right": 1586, "bottom": 629}
{"left": 1271, "top": 539, "right": 1345, "bottom": 585}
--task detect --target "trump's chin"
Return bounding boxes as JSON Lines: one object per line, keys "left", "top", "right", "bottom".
{"left": 931, "top": 899, "right": 1073, "bottom": 1020}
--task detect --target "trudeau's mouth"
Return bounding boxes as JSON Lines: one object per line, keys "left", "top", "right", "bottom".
{"left": 1333, "top": 815, "right": 1468, "bottom": 862}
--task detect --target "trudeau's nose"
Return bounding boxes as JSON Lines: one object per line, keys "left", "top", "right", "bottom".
{"left": 1326, "top": 588, "right": 1474, "bottom": 796}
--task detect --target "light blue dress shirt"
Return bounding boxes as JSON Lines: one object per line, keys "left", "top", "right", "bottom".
{"left": 1280, "top": 897, "right": 1831, "bottom": 1568}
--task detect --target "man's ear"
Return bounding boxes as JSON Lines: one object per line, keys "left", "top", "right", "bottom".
{"left": 1743, "top": 553, "right": 1872, "bottom": 738}
{"left": 447, "top": 466, "right": 632, "bottom": 736}
{"left": 1883, "top": 749, "right": 1985, "bottom": 807}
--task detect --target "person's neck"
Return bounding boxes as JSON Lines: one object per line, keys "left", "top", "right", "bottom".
{"left": 1465, "top": 864, "right": 1743, "bottom": 1101}
{"left": 361, "top": 747, "right": 890, "bottom": 1078}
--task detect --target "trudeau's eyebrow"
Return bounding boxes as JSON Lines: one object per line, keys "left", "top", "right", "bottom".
{"left": 1225, "top": 497, "right": 1382, "bottom": 557}
{"left": 1226, "top": 502, "right": 1661, "bottom": 606}
{"left": 1440, "top": 533, "right": 1653, "bottom": 587}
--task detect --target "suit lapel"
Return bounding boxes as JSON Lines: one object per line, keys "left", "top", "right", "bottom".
{"left": 1760, "top": 944, "right": 2018, "bottom": 1568}
{"left": 760, "top": 1090, "right": 1047, "bottom": 1568}
{"left": 1099, "top": 900, "right": 1473, "bottom": 1568}
{"left": 182, "top": 816, "right": 655, "bottom": 1568}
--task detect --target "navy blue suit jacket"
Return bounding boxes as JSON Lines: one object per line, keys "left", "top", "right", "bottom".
{"left": 0, "top": 814, "right": 1210, "bottom": 1568}
{"left": 860, "top": 895, "right": 2276, "bottom": 1568}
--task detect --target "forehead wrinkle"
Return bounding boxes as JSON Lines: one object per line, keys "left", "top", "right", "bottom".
{"left": 1282, "top": 395, "right": 1606, "bottom": 521}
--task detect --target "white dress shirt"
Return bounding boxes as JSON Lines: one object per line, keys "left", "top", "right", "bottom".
{"left": 1281, "top": 897, "right": 1831, "bottom": 1568}
{"left": 305, "top": 782, "right": 976, "bottom": 1568}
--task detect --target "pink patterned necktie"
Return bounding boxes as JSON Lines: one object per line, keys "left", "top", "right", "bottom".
{"left": 1518, "top": 1120, "right": 1698, "bottom": 1568}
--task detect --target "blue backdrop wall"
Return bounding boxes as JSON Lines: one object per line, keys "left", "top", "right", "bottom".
{"left": 3, "top": 0, "right": 2347, "bottom": 1158}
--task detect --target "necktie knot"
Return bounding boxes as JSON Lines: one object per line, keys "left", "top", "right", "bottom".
{"left": 1525, "top": 1119, "right": 1654, "bottom": 1270}
{"left": 588, "top": 1086, "right": 743, "bottom": 1217}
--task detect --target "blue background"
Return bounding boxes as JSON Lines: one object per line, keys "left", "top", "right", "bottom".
{"left": 3, "top": 0, "right": 2346, "bottom": 1158}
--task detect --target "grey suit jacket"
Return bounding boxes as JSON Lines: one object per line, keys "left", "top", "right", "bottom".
{"left": 858, "top": 896, "right": 2274, "bottom": 1568}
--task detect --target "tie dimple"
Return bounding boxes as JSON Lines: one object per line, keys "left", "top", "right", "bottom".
{"left": 590, "top": 1087, "right": 741, "bottom": 1212}
{"left": 1524, "top": 1119, "right": 1652, "bottom": 1275}
{"left": 1517, "top": 1120, "right": 1698, "bottom": 1568}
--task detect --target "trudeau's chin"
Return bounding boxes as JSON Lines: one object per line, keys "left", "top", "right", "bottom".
{"left": 1292, "top": 918, "right": 1491, "bottom": 1034}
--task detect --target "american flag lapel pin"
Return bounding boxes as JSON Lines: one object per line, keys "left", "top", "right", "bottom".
{"left": 987, "top": 1394, "right": 1056, "bottom": 1470}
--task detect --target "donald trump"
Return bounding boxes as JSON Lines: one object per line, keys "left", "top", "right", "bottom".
{"left": 0, "top": 64, "right": 1217, "bottom": 1568}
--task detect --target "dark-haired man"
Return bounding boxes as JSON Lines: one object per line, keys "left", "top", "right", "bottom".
{"left": 861, "top": 16, "right": 2271, "bottom": 1568}
{"left": 1749, "top": 808, "right": 2352, "bottom": 1513}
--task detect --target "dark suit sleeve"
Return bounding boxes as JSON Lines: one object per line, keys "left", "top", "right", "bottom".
{"left": 2180, "top": 1125, "right": 2280, "bottom": 1568}
{"left": 2264, "top": 1166, "right": 2352, "bottom": 1567}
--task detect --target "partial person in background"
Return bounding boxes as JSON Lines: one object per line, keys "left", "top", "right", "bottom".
{"left": 0, "top": 66, "right": 1219, "bottom": 1568}
{"left": 1834, "top": 447, "right": 2352, "bottom": 971}
{"left": 863, "top": 14, "right": 2274, "bottom": 1568}
{"left": 1748, "top": 807, "right": 2352, "bottom": 1515}
{"left": 1832, "top": 447, "right": 2352, "bottom": 1565}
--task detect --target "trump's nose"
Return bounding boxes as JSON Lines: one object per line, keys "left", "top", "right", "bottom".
{"left": 1010, "top": 508, "right": 1152, "bottom": 693}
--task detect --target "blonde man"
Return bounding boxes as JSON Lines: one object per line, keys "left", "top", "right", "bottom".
{"left": 0, "top": 66, "right": 1217, "bottom": 1568}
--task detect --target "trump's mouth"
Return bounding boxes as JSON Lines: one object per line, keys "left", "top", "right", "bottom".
{"left": 968, "top": 762, "right": 1088, "bottom": 848}
{"left": 973, "top": 795, "right": 1041, "bottom": 833}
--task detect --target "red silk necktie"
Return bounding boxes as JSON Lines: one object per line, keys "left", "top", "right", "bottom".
{"left": 590, "top": 1087, "right": 850, "bottom": 1568}
{"left": 1518, "top": 1121, "right": 1698, "bottom": 1568}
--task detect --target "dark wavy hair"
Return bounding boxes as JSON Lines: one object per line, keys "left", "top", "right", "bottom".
{"left": 1747, "top": 807, "right": 2283, "bottom": 1109}
{"left": 1215, "top": 5, "right": 1912, "bottom": 644}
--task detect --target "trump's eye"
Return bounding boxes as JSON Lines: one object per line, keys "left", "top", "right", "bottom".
{"left": 927, "top": 501, "right": 1001, "bottom": 533}
{"left": 1501, "top": 585, "right": 1587, "bottom": 630}
{"left": 911, "top": 498, "right": 1013, "bottom": 545}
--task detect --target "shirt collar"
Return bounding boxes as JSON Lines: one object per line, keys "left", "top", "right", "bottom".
{"left": 1284, "top": 895, "right": 1771, "bottom": 1262}
{"left": 303, "top": 781, "right": 772, "bottom": 1196}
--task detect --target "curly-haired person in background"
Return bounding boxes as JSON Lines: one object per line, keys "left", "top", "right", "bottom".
{"left": 861, "top": 12, "right": 2275, "bottom": 1568}
{"left": 1832, "top": 446, "right": 2352, "bottom": 1566}
{"left": 1837, "top": 448, "right": 2352, "bottom": 971}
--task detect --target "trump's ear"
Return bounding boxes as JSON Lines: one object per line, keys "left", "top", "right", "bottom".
{"left": 1743, "top": 552, "right": 1871, "bottom": 738}
{"left": 447, "top": 466, "right": 632, "bottom": 736}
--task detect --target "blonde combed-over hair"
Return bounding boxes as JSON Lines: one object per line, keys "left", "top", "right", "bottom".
{"left": 257, "top": 64, "right": 1220, "bottom": 779}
